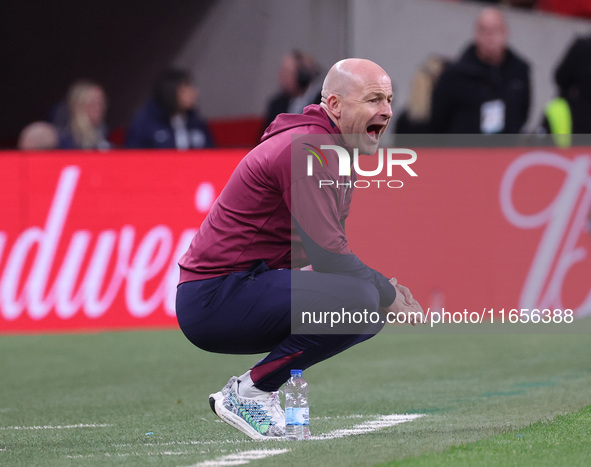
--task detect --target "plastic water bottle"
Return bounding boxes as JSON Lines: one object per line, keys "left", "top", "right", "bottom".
{"left": 285, "top": 369, "right": 310, "bottom": 440}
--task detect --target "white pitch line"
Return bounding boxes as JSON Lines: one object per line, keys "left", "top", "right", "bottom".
{"left": 188, "top": 449, "right": 289, "bottom": 467}
{"left": 112, "top": 439, "right": 253, "bottom": 449}
{"left": 310, "top": 414, "right": 424, "bottom": 440}
{"left": 186, "top": 413, "right": 422, "bottom": 466}
{"left": 312, "top": 414, "right": 366, "bottom": 421}
{"left": 0, "top": 424, "right": 112, "bottom": 430}
{"left": 66, "top": 451, "right": 190, "bottom": 459}
{"left": 117, "top": 451, "right": 191, "bottom": 457}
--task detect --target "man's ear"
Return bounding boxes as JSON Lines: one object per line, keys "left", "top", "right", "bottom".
{"left": 325, "top": 94, "right": 341, "bottom": 118}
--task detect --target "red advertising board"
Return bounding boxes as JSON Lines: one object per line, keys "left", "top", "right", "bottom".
{"left": 0, "top": 150, "right": 245, "bottom": 333}
{"left": 348, "top": 146, "right": 591, "bottom": 319}
{"left": 1, "top": 147, "right": 590, "bottom": 333}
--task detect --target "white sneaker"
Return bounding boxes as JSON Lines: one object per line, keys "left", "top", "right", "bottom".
{"left": 209, "top": 377, "right": 285, "bottom": 440}
{"left": 208, "top": 375, "right": 237, "bottom": 402}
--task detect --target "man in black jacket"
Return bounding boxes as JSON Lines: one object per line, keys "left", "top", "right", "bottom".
{"left": 430, "top": 8, "right": 530, "bottom": 134}
{"left": 552, "top": 35, "right": 591, "bottom": 134}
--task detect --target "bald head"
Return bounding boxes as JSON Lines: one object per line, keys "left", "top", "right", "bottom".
{"left": 18, "top": 122, "right": 58, "bottom": 150}
{"left": 320, "top": 58, "right": 393, "bottom": 154}
{"left": 475, "top": 8, "right": 508, "bottom": 66}
{"left": 321, "top": 58, "right": 390, "bottom": 103}
{"left": 477, "top": 7, "right": 506, "bottom": 30}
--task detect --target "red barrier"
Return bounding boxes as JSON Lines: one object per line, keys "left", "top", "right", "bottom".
{"left": 0, "top": 150, "right": 245, "bottom": 333}
{"left": 348, "top": 147, "right": 591, "bottom": 318}
{"left": 1, "top": 147, "right": 590, "bottom": 333}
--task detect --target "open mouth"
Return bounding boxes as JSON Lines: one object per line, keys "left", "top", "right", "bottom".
{"left": 366, "top": 124, "right": 384, "bottom": 142}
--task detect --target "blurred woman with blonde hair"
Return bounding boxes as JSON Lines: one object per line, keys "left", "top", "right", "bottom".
{"left": 395, "top": 55, "right": 448, "bottom": 135}
{"left": 59, "top": 80, "right": 111, "bottom": 150}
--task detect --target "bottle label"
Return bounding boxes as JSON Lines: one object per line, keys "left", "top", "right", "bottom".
{"left": 286, "top": 407, "right": 309, "bottom": 426}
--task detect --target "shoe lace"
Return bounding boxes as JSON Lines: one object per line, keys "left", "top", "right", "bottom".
{"left": 231, "top": 392, "right": 278, "bottom": 429}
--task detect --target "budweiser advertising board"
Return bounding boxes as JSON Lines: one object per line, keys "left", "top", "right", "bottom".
{"left": 1, "top": 148, "right": 590, "bottom": 333}
{"left": 0, "top": 151, "right": 242, "bottom": 333}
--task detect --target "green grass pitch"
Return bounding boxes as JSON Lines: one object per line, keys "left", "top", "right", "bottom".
{"left": 1, "top": 326, "right": 590, "bottom": 466}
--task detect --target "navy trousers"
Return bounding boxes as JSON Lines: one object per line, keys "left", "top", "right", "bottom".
{"left": 176, "top": 261, "right": 384, "bottom": 392}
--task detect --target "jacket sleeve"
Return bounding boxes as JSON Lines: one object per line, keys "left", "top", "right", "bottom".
{"left": 203, "top": 122, "right": 215, "bottom": 148}
{"left": 430, "top": 69, "right": 454, "bottom": 133}
{"left": 293, "top": 217, "right": 397, "bottom": 307}
{"left": 519, "top": 64, "right": 532, "bottom": 132}
{"left": 555, "top": 38, "right": 582, "bottom": 95}
{"left": 279, "top": 129, "right": 397, "bottom": 307}
{"left": 125, "top": 114, "right": 147, "bottom": 149}
{"left": 286, "top": 160, "right": 396, "bottom": 307}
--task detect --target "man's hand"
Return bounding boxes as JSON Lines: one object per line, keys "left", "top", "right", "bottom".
{"left": 382, "top": 278, "right": 424, "bottom": 325}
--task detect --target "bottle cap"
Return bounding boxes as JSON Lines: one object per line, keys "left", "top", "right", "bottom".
{"left": 290, "top": 369, "right": 303, "bottom": 377}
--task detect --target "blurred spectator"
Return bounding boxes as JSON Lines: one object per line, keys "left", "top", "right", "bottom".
{"left": 17, "top": 122, "right": 58, "bottom": 150}
{"left": 126, "top": 69, "right": 213, "bottom": 149}
{"left": 58, "top": 80, "right": 111, "bottom": 150}
{"left": 555, "top": 35, "right": 591, "bottom": 101}
{"left": 430, "top": 8, "right": 531, "bottom": 134}
{"left": 263, "top": 50, "right": 322, "bottom": 130}
{"left": 395, "top": 55, "right": 448, "bottom": 134}
{"left": 539, "top": 34, "right": 591, "bottom": 146}
{"left": 48, "top": 101, "right": 69, "bottom": 132}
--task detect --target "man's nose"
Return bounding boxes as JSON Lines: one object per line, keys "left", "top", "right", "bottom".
{"left": 381, "top": 101, "right": 393, "bottom": 119}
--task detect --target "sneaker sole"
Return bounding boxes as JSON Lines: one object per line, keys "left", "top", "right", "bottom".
{"left": 208, "top": 391, "right": 272, "bottom": 441}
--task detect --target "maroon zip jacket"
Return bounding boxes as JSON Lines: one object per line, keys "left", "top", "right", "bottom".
{"left": 178, "top": 104, "right": 396, "bottom": 307}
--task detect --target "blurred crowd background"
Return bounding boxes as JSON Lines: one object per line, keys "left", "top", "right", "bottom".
{"left": 4, "top": 0, "right": 591, "bottom": 150}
